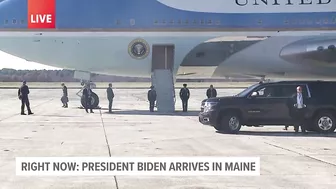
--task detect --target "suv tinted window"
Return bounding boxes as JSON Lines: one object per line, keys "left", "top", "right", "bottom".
{"left": 236, "top": 83, "right": 259, "bottom": 97}
{"left": 309, "top": 82, "right": 336, "bottom": 98}
{"left": 281, "top": 84, "right": 309, "bottom": 97}
{"left": 281, "top": 85, "right": 296, "bottom": 97}
{"left": 254, "top": 85, "right": 283, "bottom": 98}
{"left": 254, "top": 84, "right": 308, "bottom": 98}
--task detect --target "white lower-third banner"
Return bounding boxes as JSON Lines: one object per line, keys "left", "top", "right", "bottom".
{"left": 16, "top": 157, "right": 260, "bottom": 176}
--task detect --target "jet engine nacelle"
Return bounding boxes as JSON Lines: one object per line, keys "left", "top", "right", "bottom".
{"left": 280, "top": 38, "right": 336, "bottom": 66}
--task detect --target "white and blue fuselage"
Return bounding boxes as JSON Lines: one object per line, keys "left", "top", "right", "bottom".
{"left": 0, "top": 0, "right": 336, "bottom": 78}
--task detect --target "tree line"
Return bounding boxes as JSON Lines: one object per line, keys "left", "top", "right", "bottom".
{"left": 0, "top": 68, "right": 259, "bottom": 82}
{"left": 0, "top": 69, "right": 150, "bottom": 82}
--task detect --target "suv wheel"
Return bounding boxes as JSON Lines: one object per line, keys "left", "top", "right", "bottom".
{"left": 313, "top": 112, "right": 336, "bottom": 133}
{"left": 216, "top": 114, "right": 242, "bottom": 134}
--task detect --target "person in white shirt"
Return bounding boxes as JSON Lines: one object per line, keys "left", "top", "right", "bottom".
{"left": 288, "top": 86, "right": 307, "bottom": 133}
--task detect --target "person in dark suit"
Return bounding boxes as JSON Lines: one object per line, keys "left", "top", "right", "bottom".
{"left": 106, "top": 83, "right": 114, "bottom": 113}
{"left": 18, "top": 81, "right": 33, "bottom": 115}
{"left": 179, "top": 83, "right": 190, "bottom": 112}
{"left": 287, "top": 86, "right": 307, "bottom": 133}
{"left": 206, "top": 85, "right": 217, "bottom": 98}
{"left": 147, "top": 86, "right": 157, "bottom": 112}
{"left": 61, "top": 83, "right": 68, "bottom": 108}
{"left": 83, "top": 84, "right": 94, "bottom": 113}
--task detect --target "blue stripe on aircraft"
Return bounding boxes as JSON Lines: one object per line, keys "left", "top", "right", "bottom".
{"left": 0, "top": 0, "right": 335, "bottom": 29}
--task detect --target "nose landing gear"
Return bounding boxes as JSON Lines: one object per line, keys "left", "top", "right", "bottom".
{"left": 73, "top": 71, "right": 100, "bottom": 109}
{"left": 76, "top": 80, "right": 100, "bottom": 109}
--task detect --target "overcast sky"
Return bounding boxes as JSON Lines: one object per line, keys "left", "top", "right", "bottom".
{"left": 0, "top": 51, "right": 61, "bottom": 70}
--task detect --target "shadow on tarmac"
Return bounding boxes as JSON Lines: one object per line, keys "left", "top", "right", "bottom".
{"left": 104, "top": 110, "right": 200, "bottom": 116}
{"left": 216, "top": 130, "right": 336, "bottom": 138}
{"left": 99, "top": 108, "right": 122, "bottom": 111}
{"left": 40, "top": 115, "right": 83, "bottom": 118}
{"left": 76, "top": 107, "right": 122, "bottom": 111}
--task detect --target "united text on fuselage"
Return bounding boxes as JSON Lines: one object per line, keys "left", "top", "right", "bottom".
{"left": 236, "top": 0, "right": 332, "bottom": 6}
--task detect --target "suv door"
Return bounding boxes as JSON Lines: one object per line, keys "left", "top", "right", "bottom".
{"left": 243, "top": 84, "right": 297, "bottom": 124}
{"left": 281, "top": 84, "right": 310, "bottom": 119}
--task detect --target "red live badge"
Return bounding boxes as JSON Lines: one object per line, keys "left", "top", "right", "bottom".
{"left": 28, "top": 0, "right": 56, "bottom": 29}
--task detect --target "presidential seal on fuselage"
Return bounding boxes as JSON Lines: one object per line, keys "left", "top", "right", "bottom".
{"left": 128, "top": 38, "right": 150, "bottom": 59}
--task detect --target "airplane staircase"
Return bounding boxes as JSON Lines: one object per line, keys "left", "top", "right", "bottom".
{"left": 151, "top": 69, "right": 175, "bottom": 112}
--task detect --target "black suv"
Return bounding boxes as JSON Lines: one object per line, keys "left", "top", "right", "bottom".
{"left": 199, "top": 80, "right": 336, "bottom": 134}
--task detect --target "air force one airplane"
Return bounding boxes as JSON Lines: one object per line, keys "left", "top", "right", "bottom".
{"left": 0, "top": 0, "right": 336, "bottom": 94}
{"left": 0, "top": 0, "right": 335, "bottom": 79}
{"left": 0, "top": 0, "right": 336, "bottom": 80}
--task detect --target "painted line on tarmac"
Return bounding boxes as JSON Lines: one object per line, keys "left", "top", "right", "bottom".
{"left": 265, "top": 142, "right": 336, "bottom": 167}
{"left": 0, "top": 98, "right": 54, "bottom": 122}
{"left": 99, "top": 109, "right": 119, "bottom": 189}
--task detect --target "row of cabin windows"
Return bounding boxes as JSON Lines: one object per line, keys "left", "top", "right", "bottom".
{"left": 4, "top": 19, "right": 25, "bottom": 24}
{"left": 153, "top": 20, "right": 221, "bottom": 25}
{"left": 4, "top": 18, "right": 336, "bottom": 25}
{"left": 116, "top": 18, "right": 336, "bottom": 25}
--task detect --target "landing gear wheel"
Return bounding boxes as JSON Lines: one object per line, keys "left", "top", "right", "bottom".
{"left": 313, "top": 112, "right": 336, "bottom": 133}
{"left": 215, "top": 113, "right": 242, "bottom": 134}
{"left": 81, "top": 92, "right": 100, "bottom": 109}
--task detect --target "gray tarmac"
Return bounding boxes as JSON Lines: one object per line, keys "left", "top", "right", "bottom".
{"left": 0, "top": 88, "right": 335, "bottom": 189}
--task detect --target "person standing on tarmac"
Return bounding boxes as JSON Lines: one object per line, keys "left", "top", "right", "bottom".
{"left": 83, "top": 83, "right": 94, "bottom": 113}
{"left": 18, "top": 81, "right": 33, "bottom": 115}
{"left": 287, "top": 86, "right": 307, "bottom": 134}
{"left": 61, "top": 83, "right": 68, "bottom": 108}
{"left": 206, "top": 84, "right": 217, "bottom": 98}
{"left": 147, "top": 86, "right": 157, "bottom": 112}
{"left": 179, "top": 83, "right": 190, "bottom": 112}
{"left": 106, "top": 83, "right": 114, "bottom": 113}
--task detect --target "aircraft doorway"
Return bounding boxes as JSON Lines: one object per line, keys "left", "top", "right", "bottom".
{"left": 151, "top": 45, "right": 175, "bottom": 72}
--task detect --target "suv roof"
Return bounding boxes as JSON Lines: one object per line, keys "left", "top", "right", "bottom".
{"left": 260, "top": 80, "right": 336, "bottom": 85}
